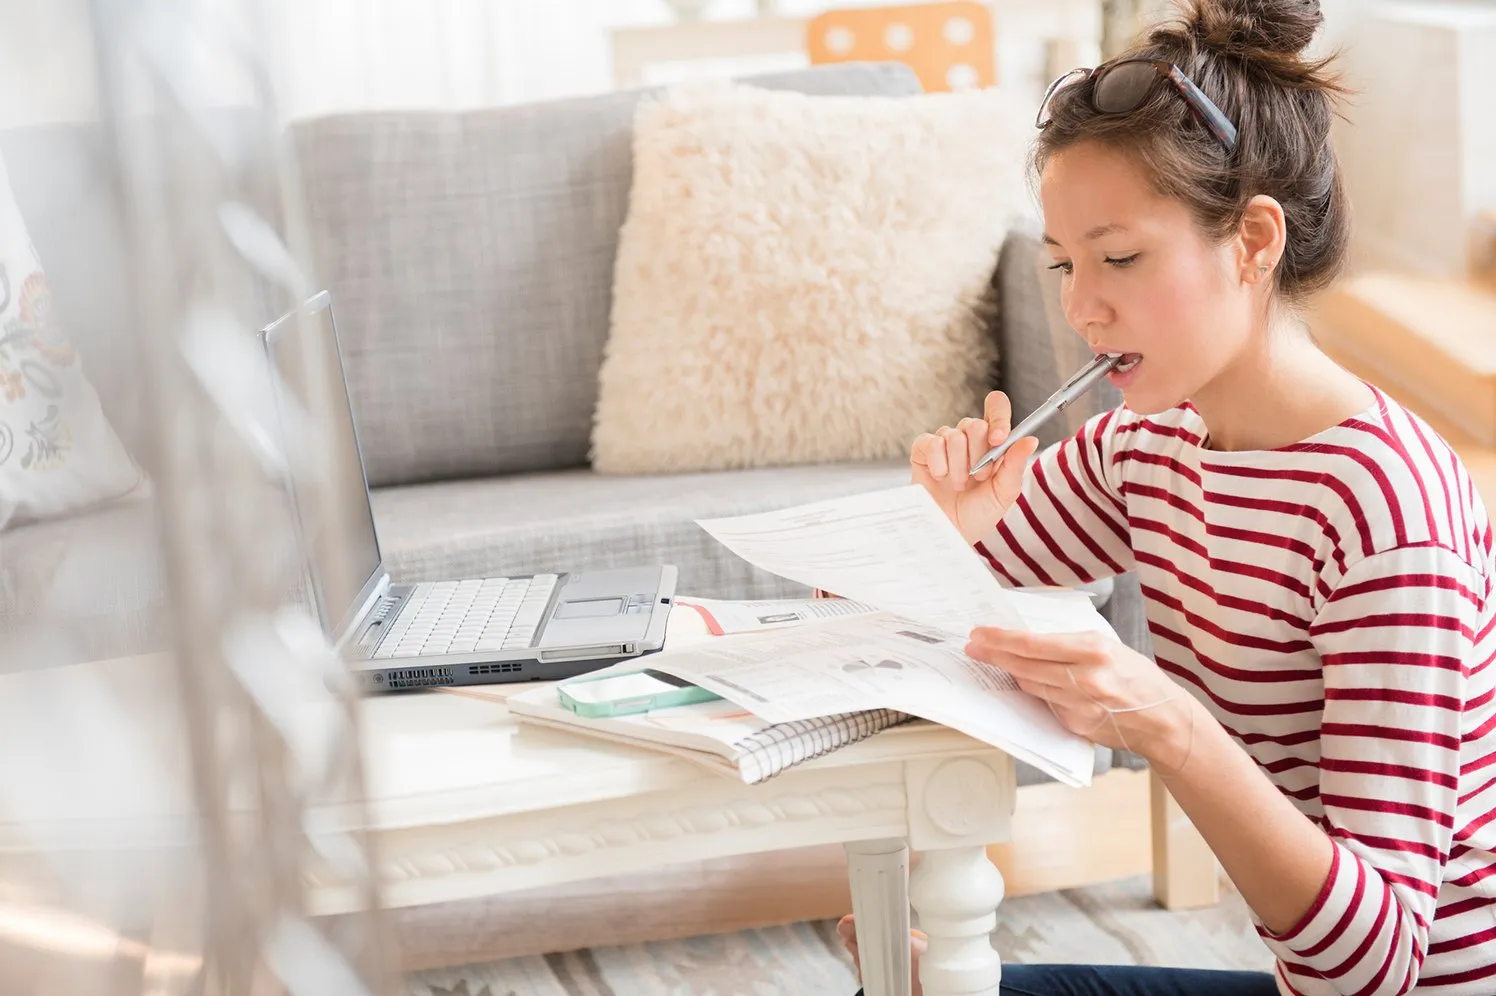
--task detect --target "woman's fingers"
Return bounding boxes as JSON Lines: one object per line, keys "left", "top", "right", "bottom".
{"left": 942, "top": 426, "right": 972, "bottom": 491}
{"left": 992, "top": 434, "right": 1039, "bottom": 505}
{"left": 983, "top": 391, "right": 1013, "bottom": 445}
{"left": 909, "top": 392, "right": 1014, "bottom": 493}
{"left": 911, "top": 431, "right": 946, "bottom": 480}
{"left": 960, "top": 418, "right": 994, "bottom": 478}
{"left": 964, "top": 631, "right": 1101, "bottom": 696}
{"left": 945, "top": 417, "right": 1000, "bottom": 490}
{"left": 970, "top": 626, "right": 1113, "bottom": 668}
{"left": 983, "top": 651, "right": 1073, "bottom": 691}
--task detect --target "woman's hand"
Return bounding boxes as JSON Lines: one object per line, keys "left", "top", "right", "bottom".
{"left": 910, "top": 390, "right": 1040, "bottom": 546}
{"left": 966, "top": 626, "right": 1196, "bottom": 770}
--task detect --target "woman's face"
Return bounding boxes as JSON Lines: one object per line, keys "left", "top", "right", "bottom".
{"left": 1038, "top": 140, "right": 1256, "bottom": 415}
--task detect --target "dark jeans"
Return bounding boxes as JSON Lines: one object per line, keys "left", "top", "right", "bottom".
{"left": 856, "top": 964, "right": 1278, "bottom": 995}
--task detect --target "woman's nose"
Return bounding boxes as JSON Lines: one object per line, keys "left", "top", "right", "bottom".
{"left": 1063, "top": 269, "right": 1113, "bottom": 335}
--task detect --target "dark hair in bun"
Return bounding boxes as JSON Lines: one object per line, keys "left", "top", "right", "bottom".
{"left": 1034, "top": 0, "right": 1353, "bottom": 303}
{"left": 1192, "top": 0, "right": 1323, "bottom": 56}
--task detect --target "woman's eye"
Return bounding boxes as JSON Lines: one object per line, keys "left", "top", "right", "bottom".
{"left": 1047, "top": 261, "right": 1074, "bottom": 275}
{"left": 1105, "top": 253, "right": 1141, "bottom": 268}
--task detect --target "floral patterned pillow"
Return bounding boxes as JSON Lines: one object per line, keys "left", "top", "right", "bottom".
{"left": 0, "top": 154, "right": 142, "bottom": 530}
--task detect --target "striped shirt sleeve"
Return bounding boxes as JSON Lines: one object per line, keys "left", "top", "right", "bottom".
{"left": 973, "top": 407, "right": 1135, "bottom": 587}
{"left": 1260, "top": 545, "right": 1485, "bottom": 996}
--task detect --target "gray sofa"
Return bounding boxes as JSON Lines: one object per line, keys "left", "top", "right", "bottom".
{"left": 0, "top": 63, "right": 1147, "bottom": 779}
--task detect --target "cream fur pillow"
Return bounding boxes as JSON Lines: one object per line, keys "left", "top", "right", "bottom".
{"left": 591, "top": 81, "right": 1032, "bottom": 475}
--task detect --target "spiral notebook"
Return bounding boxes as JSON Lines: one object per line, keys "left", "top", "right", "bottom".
{"left": 506, "top": 681, "right": 912, "bottom": 784}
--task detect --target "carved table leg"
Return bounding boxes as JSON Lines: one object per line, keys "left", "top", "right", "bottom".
{"left": 904, "top": 753, "right": 1016, "bottom": 996}
{"left": 909, "top": 846, "right": 1005, "bottom": 995}
{"left": 844, "top": 837, "right": 912, "bottom": 996}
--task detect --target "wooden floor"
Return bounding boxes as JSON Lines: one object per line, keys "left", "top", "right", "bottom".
{"left": 401, "top": 875, "right": 1269, "bottom": 995}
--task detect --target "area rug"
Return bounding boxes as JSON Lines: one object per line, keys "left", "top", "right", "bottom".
{"left": 403, "top": 875, "right": 1271, "bottom": 996}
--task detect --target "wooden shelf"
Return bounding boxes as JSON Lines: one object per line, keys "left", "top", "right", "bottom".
{"left": 1310, "top": 275, "right": 1496, "bottom": 505}
{"left": 1311, "top": 273, "right": 1496, "bottom": 453}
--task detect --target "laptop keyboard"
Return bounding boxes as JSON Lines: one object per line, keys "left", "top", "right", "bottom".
{"left": 372, "top": 575, "right": 559, "bottom": 659}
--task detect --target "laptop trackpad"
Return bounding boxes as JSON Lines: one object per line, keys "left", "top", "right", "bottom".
{"left": 554, "top": 597, "right": 625, "bottom": 619}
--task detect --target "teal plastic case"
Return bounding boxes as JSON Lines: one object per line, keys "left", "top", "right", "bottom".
{"left": 557, "top": 668, "right": 722, "bottom": 718}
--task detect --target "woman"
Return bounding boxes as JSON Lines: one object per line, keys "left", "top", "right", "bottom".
{"left": 839, "top": 0, "right": 1495, "bottom": 994}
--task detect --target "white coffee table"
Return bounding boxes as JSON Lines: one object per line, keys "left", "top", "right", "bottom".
{"left": 366, "top": 684, "right": 1016, "bottom": 996}
{"left": 0, "top": 648, "right": 1024, "bottom": 996}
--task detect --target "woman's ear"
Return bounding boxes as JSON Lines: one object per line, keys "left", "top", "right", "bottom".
{"left": 1236, "top": 195, "right": 1288, "bottom": 285}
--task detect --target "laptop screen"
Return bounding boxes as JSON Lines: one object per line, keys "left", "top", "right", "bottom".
{"left": 262, "top": 292, "right": 384, "bottom": 642}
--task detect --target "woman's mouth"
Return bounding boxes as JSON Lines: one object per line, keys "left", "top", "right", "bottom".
{"left": 1108, "top": 352, "right": 1144, "bottom": 388}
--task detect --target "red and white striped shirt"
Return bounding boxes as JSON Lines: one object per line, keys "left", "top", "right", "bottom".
{"left": 975, "top": 389, "right": 1496, "bottom": 996}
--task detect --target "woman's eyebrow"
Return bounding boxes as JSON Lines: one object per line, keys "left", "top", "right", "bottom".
{"left": 1041, "top": 223, "right": 1130, "bottom": 247}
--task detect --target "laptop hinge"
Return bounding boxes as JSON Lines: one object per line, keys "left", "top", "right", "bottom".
{"left": 340, "top": 573, "right": 393, "bottom": 653}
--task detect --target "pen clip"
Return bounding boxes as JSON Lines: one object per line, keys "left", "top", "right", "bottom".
{"left": 1058, "top": 354, "right": 1118, "bottom": 393}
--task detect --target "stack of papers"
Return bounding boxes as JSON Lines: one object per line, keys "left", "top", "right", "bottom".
{"left": 514, "top": 485, "right": 1112, "bottom": 786}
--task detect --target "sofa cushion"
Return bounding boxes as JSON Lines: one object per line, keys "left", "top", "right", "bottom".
{"left": 0, "top": 124, "right": 145, "bottom": 462}
{"left": 0, "top": 495, "right": 168, "bottom": 669}
{"left": 592, "top": 81, "right": 1032, "bottom": 475}
{"left": 0, "top": 152, "right": 143, "bottom": 528}
{"left": 0, "top": 112, "right": 262, "bottom": 466}
{"left": 292, "top": 63, "right": 925, "bottom": 489}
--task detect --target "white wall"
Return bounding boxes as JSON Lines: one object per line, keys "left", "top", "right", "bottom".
{"left": 1333, "top": 1, "right": 1496, "bottom": 277}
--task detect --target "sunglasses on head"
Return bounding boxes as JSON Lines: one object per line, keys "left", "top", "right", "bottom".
{"left": 1037, "top": 59, "right": 1239, "bottom": 155}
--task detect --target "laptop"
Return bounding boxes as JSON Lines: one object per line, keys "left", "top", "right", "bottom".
{"left": 259, "top": 291, "right": 677, "bottom": 693}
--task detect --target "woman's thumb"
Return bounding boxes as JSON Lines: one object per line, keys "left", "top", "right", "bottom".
{"left": 992, "top": 436, "right": 1038, "bottom": 503}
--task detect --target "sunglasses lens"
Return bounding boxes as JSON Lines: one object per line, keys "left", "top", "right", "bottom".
{"left": 1093, "top": 62, "right": 1157, "bottom": 114}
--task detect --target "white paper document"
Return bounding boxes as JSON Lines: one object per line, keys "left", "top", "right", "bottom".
{"left": 646, "top": 611, "right": 1097, "bottom": 786}
{"left": 695, "top": 484, "right": 1108, "bottom": 637}
{"left": 674, "top": 595, "right": 879, "bottom": 634}
{"left": 689, "top": 484, "right": 1122, "bottom": 786}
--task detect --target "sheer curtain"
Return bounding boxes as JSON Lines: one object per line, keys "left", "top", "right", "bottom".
{"left": 272, "top": 0, "right": 656, "bottom": 118}
{"left": 2, "top": 0, "right": 677, "bottom": 127}
{"left": 0, "top": 0, "right": 1452, "bottom": 129}
{"left": 269, "top": 0, "right": 927, "bottom": 120}
{"left": 267, "top": 0, "right": 1389, "bottom": 122}
{"left": 270, "top": 0, "right": 829, "bottom": 120}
